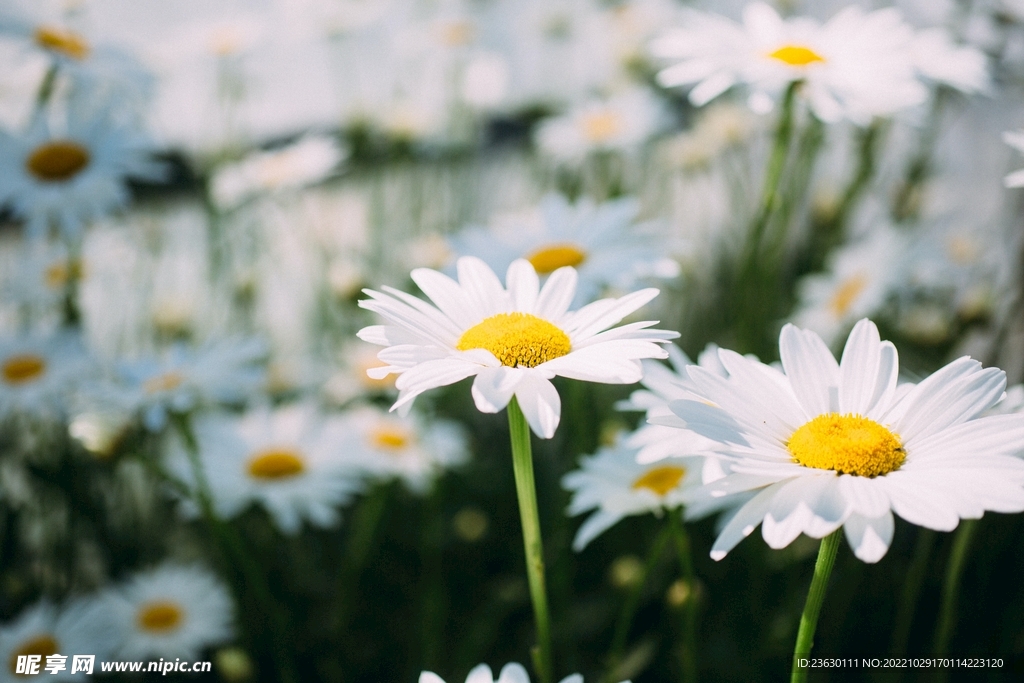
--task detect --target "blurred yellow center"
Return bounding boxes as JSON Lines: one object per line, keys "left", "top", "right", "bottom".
{"left": 769, "top": 45, "right": 825, "bottom": 66}
{"left": 248, "top": 449, "right": 306, "bottom": 480}
{"left": 26, "top": 141, "right": 91, "bottom": 182}
{"left": 441, "top": 21, "right": 475, "bottom": 46}
{"left": 582, "top": 111, "right": 622, "bottom": 143}
{"left": 828, "top": 274, "right": 867, "bottom": 317}
{"left": 457, "top": 313, "right": 571, "bottom": 368}
{"left": 788, "top": 413, "right": 904, "bottom": 477}
{"left": 371, "top": 425, "right": 411, "bottom": 451}
{"left": 526, "top": 244, "right": 586, "bottom": 274}
{"left": 9, "top": 635, "right": 58, "bottom": 674}
{"left": 2, "top": 354, "right": 47, "bottom": 385}
{"left": 631, "top": 465, "right": 686, "bottom": 496}
{"left": 137, "top": 601, "right": 184, "bottom": 633}
{"left": 144, "top": 372, "right": 184, "bottom": 395}
{"left": 34, "top": 26, "right": 90, "bottom": 59}
{"left": 45, "top": 259, "right": 85, "bottom": 289}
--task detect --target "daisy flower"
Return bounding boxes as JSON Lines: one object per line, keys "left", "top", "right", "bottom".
{"left": 335, "top": 405, "right": 468, "bottom": 494}
{"left": 357, "top": 255, "right": 677, "bottom": 438}
{"left": 0, "top": 331, "right": 92, "bottom": 422}
{"left": 167, "top": 403, "right": 363, "bottom": 534}
{"left": 105, "top": 563, "right": 233, "bottom": 661}
{"left": 1003, "top": 130, "right": 1024, "bottom": 188}
{"left": 0, "top": 599, "right": 116, "bottom": 682}
{"left": 651, "top": 3, "right": 929, "bottom": 124}
{"left": 420, "top": 663, "right": 617, "bottom": 683}
{"left": 0, "top": 107, "right": 164, "bottom": 241}
{"left": 447, "top": 195, "right": 680, "bottom": 308}
{"left": 660, "top": 318, "right": 1024, "bottom": 563}
{"left": 562, "top": 439, "right": 702, "bottom": 550}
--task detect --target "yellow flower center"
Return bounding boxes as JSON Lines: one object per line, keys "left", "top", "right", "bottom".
{"left": 45, "top": 259, "right": 86, "bottom": 289}
{"left": 9, "top": 635, "right": 59, "bottom": 674}
{"left": 2, "top": 354, "right": 47, "bottom": 385}
{"left": 582, "top": 111, "right": 622, "bottom": 143}
{"left": 34, "top": 26, "right": 90, "bottom": 60}
{"left": 631, "top": 465, "right": 687, "bottom": 496}
{"left": 370, "top": 425, "right": 412, "bottom": 451}
{"left": 787, "top": 413, "right": 905, "bottom": 477}
{"left": 828, "top": 274, "right": 867, "bottom": 317}
{"left": 456, "top": 313, "right": 571, "bottom": 368}
{"left": 768, "top": 45, "right": 826, "bottom": 67}
{"left": 526, "top": 244, "right": 587, "bottom": 274}
{"left": 143, "top": 372, "right": 185, "bottom": 395}
{"left": 136, "top": 601, "right": 185, "bottom": 633}
{"left": 247, "top": 449, "right": 306, "bottom": 480}
{"left": 26, "top": 141, "right": 91, "bottom": 182}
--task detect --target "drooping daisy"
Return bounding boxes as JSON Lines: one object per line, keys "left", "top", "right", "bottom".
{"left": 105, "top": 563, "right": 233, "bottom": 661}
{"left": 651, "top": 3, "right": 930, "bottom": 124}
{"left": 335, "top": 405, "right": 468, "bottom": 494}
{"left": 0, "top": 108, "right": 164, "bottom": 241}
{"left": 659, "top": 318, "right": 1024, "bottom": 563}
{"left": 1003, "top": 129, "right": 1024, "bottom": 188}
{"left": 562, "top": 439, "right": 702, "bottom": 550}
{"left": 447, "top": 195, "right": 680, "bottom": 307}
{"left": 0, "top": 599, "right": 117, "bottom": 683}
{"left": 0, "top": 332, "right": 92, "bottom": 421}
{"left": 357, "top": 256, "right": 677, "bottom": 438}
{"left": 420, "top": 663, "right": 618, "bottom": 683}
{"left": 166, "top": 403, "right": 362, "bottom": 534}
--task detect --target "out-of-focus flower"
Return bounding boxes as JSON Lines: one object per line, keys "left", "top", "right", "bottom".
{"left": 105, "top": 563, "right": 233, "bottom": 661}
{"left": 534, "top": 87, "right": 669, "bottom": 164}
{"left": 662, "top": 319, "right": 1024, "bottom": 563}
{"left": 335, "top": 405, "right": 468, "bottom": 494}
{"left": 420, "top": 663, "right": 615, "bottom": 683}
{"left": 167, "top": 404, "right": 362, "bottom": 534}
{"left": 0, "top": 108, "right": 164, "bottom": 241}
{"left": 358, "top": 256, "right": 676, "bottom": 438}
{"left": 448, "top": 194, "right": 680, "bottom": 306}
{"left": 910, "top": 28, "right": 990, "bottom": 94}
{"left": 1003, "top": 129, "right": 1024, "bottom": 187}
{"left": 209, "top": 134, "right": 349, "bottom": 210}
{"left": 652, "top": 3, "right": 933, "bottom": 124}
{"left": 562, "top": 440, "right": 700, "bottom": 550}
{"left": 0, "top": 332, "right": 92, "bottom": 421}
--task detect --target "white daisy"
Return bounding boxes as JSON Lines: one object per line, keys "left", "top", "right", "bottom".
{"left": 420, "top": 663, "right": 616, "bottom": 683}
{"left": 447, "top": 195, "right": 681, "bottom": 307}
{"left": 652, "top": 3, "right": 929, "bottom": 124}
{"left": 105, "top": 563, "right": 233, "bottom": 661}
{"left": 0, "top": 331, "right": 92, "bottom": 421}
{"left": 0, "top": 107, "right": 163, "bottom": 241}
{"left": 1003, "top": 129, "right": 1024, "bottom": 188}
{"left": 357, "top": 256, "right": 677, "bottom": 439}
{"left": 658, "top": 319, "right": 1024, "bottom": 563}
{"left": 167, "top": 403, "right": 362, "bottom": 534}
{"left": 562, "top": 439, "right": 702, "bottom": 550}
{"left": 335, "top": 405, "right": 468, "bottom": 494}
{"left": 0, "top": 599, "right": 117, "bottom": 683}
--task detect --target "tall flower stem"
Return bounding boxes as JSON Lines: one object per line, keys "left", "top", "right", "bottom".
{"left": 890, "top": 529, "right": 935, "bottom": 657}
{"left": 668, "top": 512, "right": 699, "bottom": 683}
{"left": 507, "top": 397, "right": 553, "bottom": 683}
{"left": 608, "top": 524, "right": 672, "bottom": 668}
{"left": 791, "top": 530, "right": 842, "bottom": 683}
{"left": 933, "top": 520, "right": 978, "bottom": 659}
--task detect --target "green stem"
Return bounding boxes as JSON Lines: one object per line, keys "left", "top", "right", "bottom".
{"left": 933, "top": 520, "right": 978, "bottom": 658}
{"left": 668, "top": 511, "right": 698, "bottom": 683}
{"left": 890, "top": 529, "right": 935, "bottom": 657}
{"left": 507, "top": 397, "right": 553, "bottom": 683}
{"left": 61, "top": 248, "right": 82, "bottom": 329}
{"left": 34, "top": 63, "right": 59, "bottom": 114}
{"left": 608, "top": 524, "right": 672, "bottom": 668}
{"left": 791, "top": 530, "right": 842, "bottom": 683}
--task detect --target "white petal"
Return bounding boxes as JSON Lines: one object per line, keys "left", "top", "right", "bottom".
{"left": 710, "top": 481, "right": 789, "bottom": 560}
{"left": 762, "top": 475, "right": 847, "bottom": 549}
{"left": 466, "top": 664, "right": 495, "bottom": 683}
{"left": 663, "top": 399, "right": 750, "bottom": 446}
{"left": 471, "top": 367, "right": 522, "bottom": 413}
{"left": 558, "top": 676, "right": 584, "bottom": 683}
{"left": 779, "top": 324, "right": 840, "bottom": 417}
{"left": 843, "top": 511, "right": 894, "bottom": 563}
{"left": 565, "top": 289, "right": 660, "bottom": 340}
{"left": 420, "top": 673, "right": 447, "bottom": 683}
{"left": 411, "top": 268, "right": 480, "bottom": 328}
{"left": 535, "top": 266, "right": 578, "bottom": 321}
{"left": 497, "top": 663, "right": 531, "bottom": 683}
{"left": 514, "top": 375, "right": 562, "bottom": 439}
{"left": 837, "top": 475, "right": 890, "bottom": 518}
{"left": 391, "top": 359, "right": 482, "bottom": 411}
{"left": 572, "top": 509, "right": 622, "bottom": 551}
{"left": 878, "top": 472, "right": 960, "bottom": 531}
{"left": 457, "top": 256, "right": 510, "bottom": 316}
{"left": 838, "top": 319, "right": 898, "bottom": 417}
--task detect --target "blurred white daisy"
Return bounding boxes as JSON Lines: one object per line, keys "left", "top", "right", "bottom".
{"left": 322, "top": 340, "right": 397, "bottom": 406}
{"left": 0, "top": 599, "right": 116, "bottom": 683}
{"left": 652, "top": 3, "right": 929, "bottom": 124}
{"left": 562, "top": 439, "right": 701, "bottom": 550}
{"left": 167, "top": 403, "right": 362, "bottom": 534}
{"left": 792, "top": 227, "right": 907, "bottom": 347}
{"left": 660, "top": 319, "right": 1024, "bottom": 563}
{"left": 420, "top": 663, "right": 612, "bottom": 683}
{"left": 910, "top": 28, "right": 990, "bottom": 94}
{"left": 208, "top": 134, "right": 349, "bottom": 211}
{"left": 534, "top": 87, "right": 669, "bottom": 164}
{"left": 0, "top": 332, "right": 92, "bottom": 421}
{"left": 447, "top": 194, "right": 680, "bottom": 306}
{"left": 358, "top": 256, "right": 676, "bottom": 438}
{"left": 1003, "top": 130, "right": 1024, "bottom": 188}
{"left": 106, "top": 563, "right": 233, "bottom": 660}
{"left": 0, "top": 108, "right": 163, "bottom": 241}
{"left": 335, "top": 405, "right": 468, "bottom": 494}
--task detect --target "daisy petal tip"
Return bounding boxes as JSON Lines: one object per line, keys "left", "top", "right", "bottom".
{"left": 710, "top": 549, "right": 727, "bottom": 561}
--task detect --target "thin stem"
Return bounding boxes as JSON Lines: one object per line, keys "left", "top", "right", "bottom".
{"left": 34, "top": 63, "right": 59, "bottom": 114}
{"left": 607, "top": 524, "right": 672, "bottom": 667}
{"left": 890, "top": 529, "right": 936, "bottom": 657}
{"left": 791, "top": 530, "right": 842, "bottom": 683}
{"left": 668, "top": 511, "right": 698, "bottom": 683}
{"left": 933, "top": 519, "right": 978, "bottom": 658}
{"left": 507, "top": 397, "right": 553, "bottom": 683}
